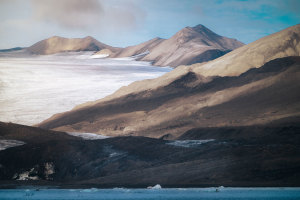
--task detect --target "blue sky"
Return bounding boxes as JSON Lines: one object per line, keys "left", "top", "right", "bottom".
{"left": 0, "top": 0, "right": 299, "bottom": 49}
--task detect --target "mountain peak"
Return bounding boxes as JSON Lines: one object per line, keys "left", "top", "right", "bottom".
{"left": 191, "top": 24, "right": 209, "bottom": 30}
{"left": 171, "top": 24, "right": 243, "bottom": 51}
{"left": 191, "top": 24, "right": 216, "bottom": 34}
{"left": 83, "top": 36, "right": 97, "bottom": 41}
{"left": 174, "top": 24, "right": 219, "bottom": 40}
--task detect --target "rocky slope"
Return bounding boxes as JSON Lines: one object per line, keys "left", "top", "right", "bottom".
{"left": 1, "top": 121, "right": 300, "bottom": 188}
{"left": 38, "top": 25, "right": 300, "bottom": 139}
{"left": 27, "top": 36, "right": 120, "bottom": 55}
{"left": 109, "top": 24, "right": 244, "bottom": 67}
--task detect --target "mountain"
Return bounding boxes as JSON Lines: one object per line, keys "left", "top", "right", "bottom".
{"left": 109, "top": 24, "right": 244, "bottom": 67}
{"left": 27, "top": 36, "right": 120, "bottom": 55}
{"left": 1, "top": 121, "right": 300, "bottom": 187}
{"left": 25, "top": 25, "right": 243, "bottom": 66}
{"left": 38, "top": 25, "right": 300, "bottom": 139}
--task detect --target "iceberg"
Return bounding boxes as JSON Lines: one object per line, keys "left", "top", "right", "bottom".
{"left": 147, "top": 184, "right": 162, "bottom": 189}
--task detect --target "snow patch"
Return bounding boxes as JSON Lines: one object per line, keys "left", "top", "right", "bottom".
{"left": 67, "top": 132, "right": 110, "bottom": 140}
{"left": 0, "top": 140, "right": 25, "bottom": 151}
{"left": 167, "top": 139, "right": 215, "bottom": 148}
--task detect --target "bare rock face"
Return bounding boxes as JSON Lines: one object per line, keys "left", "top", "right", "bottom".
{"left": 110, "top": 24, "right": 244, "bottom": 67}
{"left": 27, "top": 36, "right": 120, "bottom": 55}
{"left": 38, "top": 25, "right": 300, "bottom": 139}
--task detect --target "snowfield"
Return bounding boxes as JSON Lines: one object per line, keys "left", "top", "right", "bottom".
{"left": 0, "top": 50, "right": 171, "bottom": 125}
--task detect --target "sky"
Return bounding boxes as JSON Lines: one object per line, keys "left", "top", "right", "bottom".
{"left": 0, "top": 0, "right": 299, "bottom": 49}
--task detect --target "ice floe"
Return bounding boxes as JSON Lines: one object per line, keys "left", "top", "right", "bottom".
{"left": 167, "top": 139, "right": 215, "bottom": 148}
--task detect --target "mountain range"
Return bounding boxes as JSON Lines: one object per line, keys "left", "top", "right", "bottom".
{"left": 1, "top": 24, "right": 300, "bottom": 188}
{"left": 38, "top": 24, "right": 300, "bottom": 139}
{"left": 26, "top": 25, "right": 244, "bottom": 67}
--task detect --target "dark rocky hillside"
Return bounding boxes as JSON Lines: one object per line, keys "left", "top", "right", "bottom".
{"left": 1, "top": 122, "right": 300, "bottom": 188}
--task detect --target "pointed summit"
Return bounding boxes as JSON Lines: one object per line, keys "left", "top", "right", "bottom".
{"left": 171, "top": 24, "right": 243, "bottom": 50}
{"left": 191, "top": 24, "right": 213, "bottom": 32}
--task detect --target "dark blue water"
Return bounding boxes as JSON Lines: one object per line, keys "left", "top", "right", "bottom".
{"left": 0, "top": 188, "right": 300, "bottom": 200}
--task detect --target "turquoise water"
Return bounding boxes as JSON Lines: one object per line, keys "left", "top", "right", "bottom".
{"left": 0, "top": 188, "right": 300, "bottom": 200}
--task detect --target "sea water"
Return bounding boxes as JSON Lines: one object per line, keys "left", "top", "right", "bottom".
{"left": 0, "top": 188, "right": 300, "bottom": 200}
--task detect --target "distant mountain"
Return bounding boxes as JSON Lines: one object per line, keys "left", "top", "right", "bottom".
{"left": 27, "top": 36, "right": 120, "bottom": 55}
{"left": 109, "top": 24, "right": 244, "bottom": 67}
{"left": 25, "top": 25, "right": 243, "bottom": 66}
{"left": 38, "top": 25, "right": 300, "bottom": 139}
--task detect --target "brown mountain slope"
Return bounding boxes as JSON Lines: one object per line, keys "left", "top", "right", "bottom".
{"left": 109, "top": 24, "right": 244, "bottom": 67}
{"left": 38, "top": 56, "right": 300, "bottom": 138}
{"left": 27, "top": 36, "right": 120, "bottom": 55}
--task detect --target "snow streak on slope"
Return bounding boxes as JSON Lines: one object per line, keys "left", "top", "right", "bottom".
{"left": 0, "top": 51, "right": 171, "bottom": 125}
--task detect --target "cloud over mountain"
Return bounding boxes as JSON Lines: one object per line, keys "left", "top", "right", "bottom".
{"left": 31, "top": 0, "right": 103, "bottom": 29}
{"left": 30, "top": 0, "right": 145, "bottom": 31}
